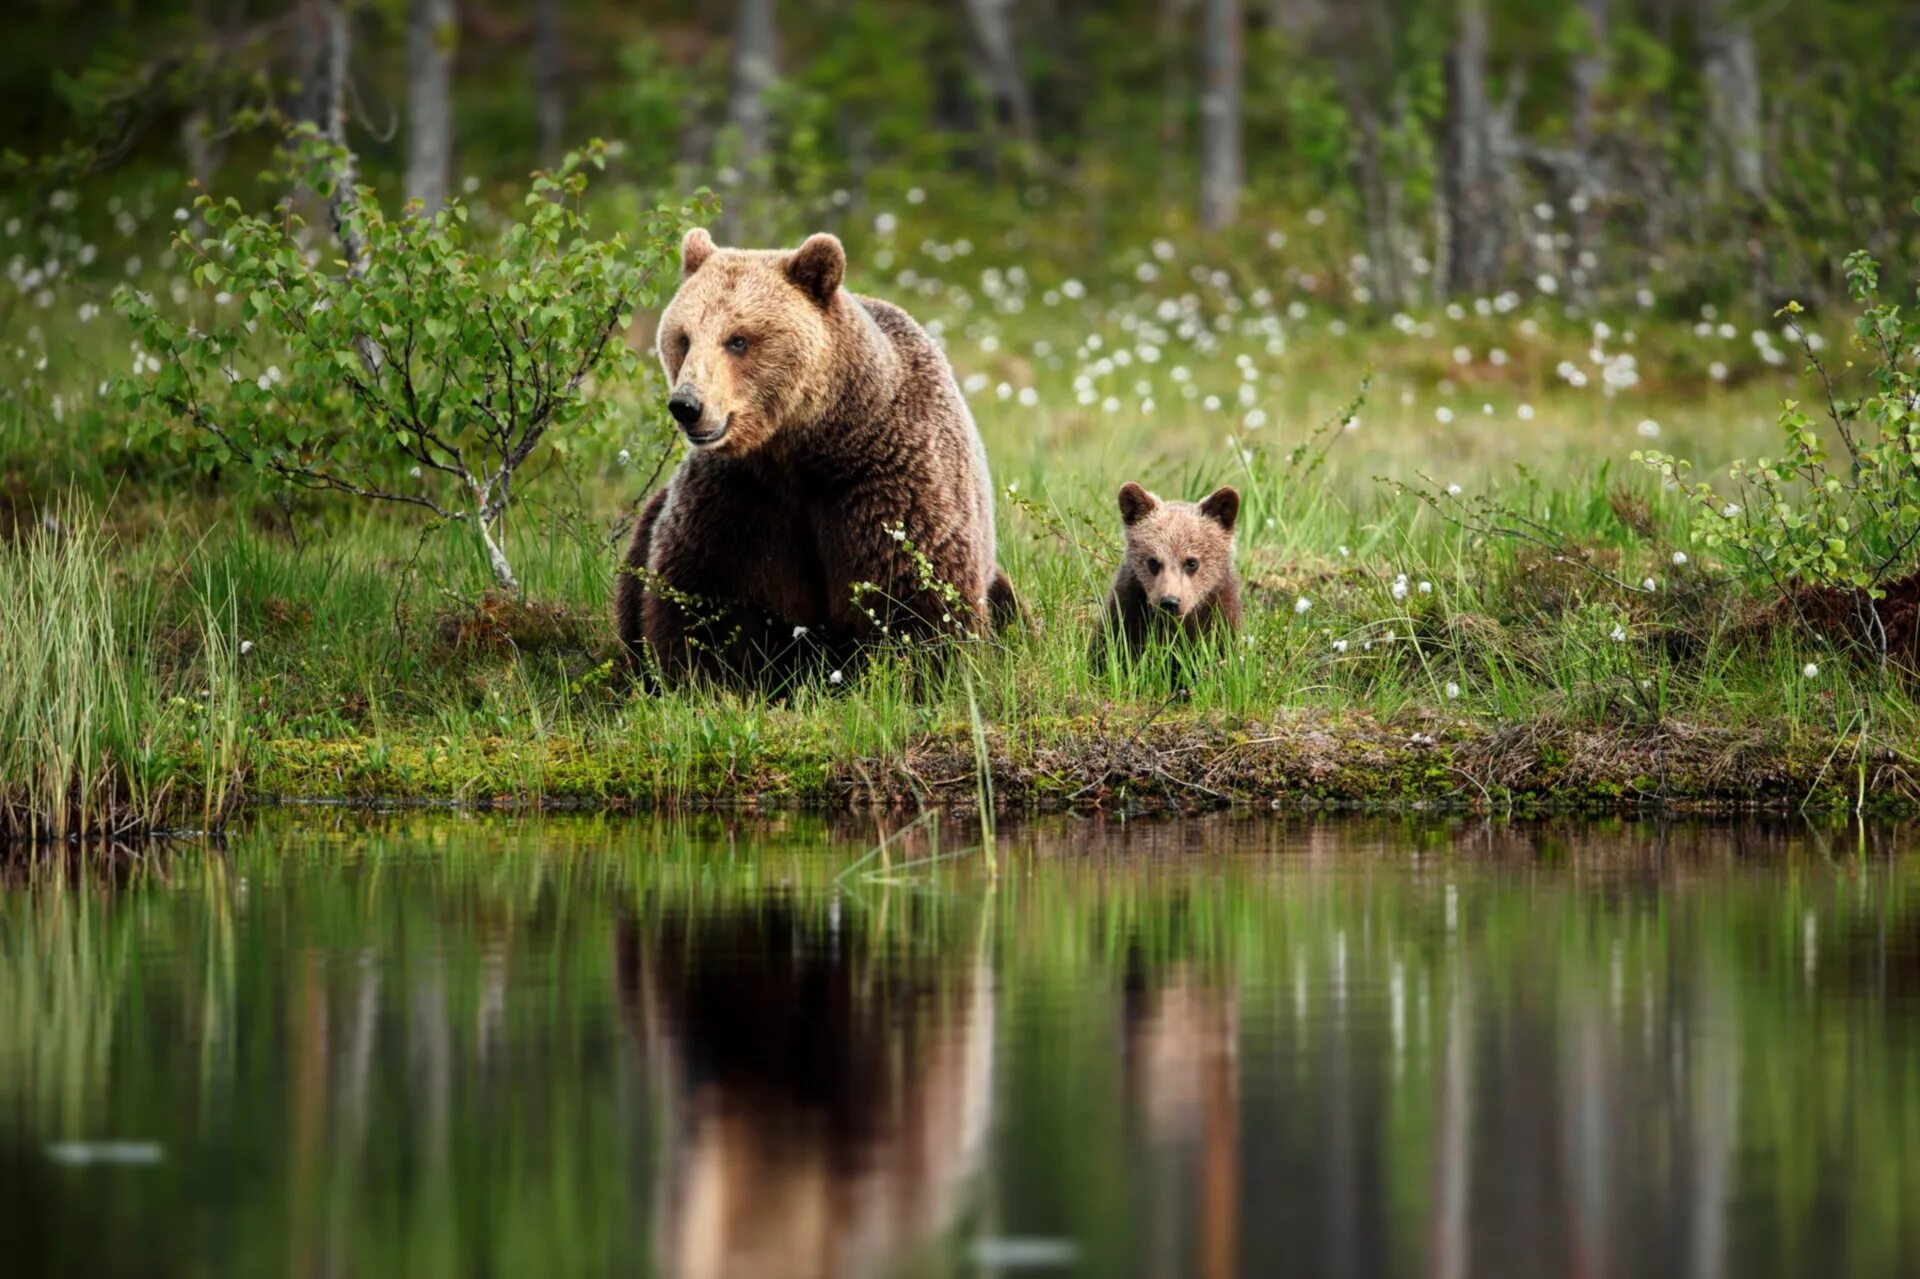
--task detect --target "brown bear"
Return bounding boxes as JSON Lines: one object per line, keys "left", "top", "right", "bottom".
{"left": 616, "top": 228, "right": 1019, "bottom": 686}
{"left": 1091, "top": 481, "right": 1242, "bottom": 670}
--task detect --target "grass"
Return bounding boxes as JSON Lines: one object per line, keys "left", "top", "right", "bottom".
{"left": 0, "top": 507, "right": 247, "bottom": 843}
{"left": 4, "top": 198, "right": 1919, "bottom": 833}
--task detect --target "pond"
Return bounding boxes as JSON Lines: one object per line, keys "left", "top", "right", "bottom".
{"left": 2, "top": 815, "right": 1917, "bottom": 1278}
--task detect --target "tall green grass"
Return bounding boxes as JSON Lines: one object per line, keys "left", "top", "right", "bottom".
{"left": 0, "top": 507, "right": 246, "bottom": 845}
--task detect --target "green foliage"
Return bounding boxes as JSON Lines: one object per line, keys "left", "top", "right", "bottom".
{"left": 1638, "top": 248, "right": 1920, "bottom": 617}
{"left": 599, "top": 38, "right": 705, "bottom": 178}
{"left": 115, "top": 131, "right": 704, "bottom": 589}
{"left": 0, "top": 505, "right": 245, "bottom": 843}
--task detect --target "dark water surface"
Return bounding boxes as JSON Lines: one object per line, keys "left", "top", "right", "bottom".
{"left": 2, "top": 815, "right": 1918, "bottom": 1278}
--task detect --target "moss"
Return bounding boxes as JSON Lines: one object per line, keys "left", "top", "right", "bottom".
{"left": 91, "top": 709, "right": 1920, "bottom": 825}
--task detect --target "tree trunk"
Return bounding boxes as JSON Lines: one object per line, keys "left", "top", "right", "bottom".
{"left": 531, "top": 0, "right": 565, "bottom": 168}
{"left": 477, "top": 477, "right": 519, "bottom": 592}
{"left": 1350, "top": 99, "right": 1403, "bottom": 308}
{"left": 1265, "top": 0, "right": 1325, "bottom": 37}
{"left": 962, "top": 0, "right": 1036, "bottom": 148}
{"left": 1440, "top": 0, "right": 1503, "bottom": 296}
{"left": 181, "top": 108, "right": 222, "bottom": 191}
{"left": 405, "top": 0, "right": 455, "bottom": 212}
{"left": 731, "top": 0, "right": 776, "bottom": 169}
{"left": 1196, "top": 0, "right": 1242, "bottom": 230}
{"left": 1569, "top": 0, "right": 1609, "bottom": 152}
{"left": 1698, "top": 0, "right": 1763, "bottom": 202}
{"left": 300, "top": 1, "right": 380, "bottom": 375}
{"left": 179, "top": 0, "right": 233, "bottom": 192}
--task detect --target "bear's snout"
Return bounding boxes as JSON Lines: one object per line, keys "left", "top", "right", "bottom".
{"left": 667, "top": 385, "right": 704, "bottom": 428}
{"left": 1156, "top": 595, "right": 1184, "bottom": 615}
{"left": 668, "top": 384, "right": 731, "bottom": 446}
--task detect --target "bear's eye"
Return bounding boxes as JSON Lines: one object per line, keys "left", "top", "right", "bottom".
{"left": 676, "top": 332, "right": 690, "bottom": 353}
{"left": 1146, "top": 558, "right": 1163, "bottom": 576}
{"left": 1183, "top": 557, "right": 1200, "bottom": 574}
{"left": 724, "top": 335, "right": 751, "bottom": 356}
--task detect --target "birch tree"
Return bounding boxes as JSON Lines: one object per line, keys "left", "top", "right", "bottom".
{"left": 1196, "top": 0, "right": 1242, "bottom": 230}
{"left": 962, "top": 0, "right": 1036, "bottom": 147}
{"left": 1698, "top": 0, "right": 1763, "bottom": 201}
{"left": 1440, "top": 0, "right": 1503, "bottom": 296}
{"left": 405, "top": 0, "right": 455, "bottom": 212}
{"left": 731, "top": 0, "right": 776, "bottom": 169}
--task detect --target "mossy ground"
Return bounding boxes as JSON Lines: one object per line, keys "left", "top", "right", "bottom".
{"left": 244, "top": 708, "right": 1914, "bottom": 818}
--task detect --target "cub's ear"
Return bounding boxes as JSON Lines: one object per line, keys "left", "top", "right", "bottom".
{"left": 1118, "top": 482, "right": 1159, "bottom": 526}
{"left": 681, "top": 227, "right": 716, "bottom": 278}
{"left": 786, "top": 232, "right": 846, "bottom": 304}
{"left": 1199, "top": 485, "right": 1240, "bottom": 532}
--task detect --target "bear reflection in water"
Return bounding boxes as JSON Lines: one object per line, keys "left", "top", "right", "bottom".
{"left": 616, "top": 902, "right": 994, "bottom": 1279}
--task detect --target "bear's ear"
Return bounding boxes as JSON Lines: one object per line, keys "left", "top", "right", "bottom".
{"left": 681, "top": 227, "right": 716, "bottom": 278}
{"left": 786, "top": 233, "right": 845, "bottom": 305}
{"left": 1118, "top": 482, "right": 1159, "bottom": 526}
{"left": 1199, "top": 485, "right": 1240, "bottom": 533}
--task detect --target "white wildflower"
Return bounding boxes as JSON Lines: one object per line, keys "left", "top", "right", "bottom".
{"left": 1672, "top": 551, "right": 1689, "bottom": 565}
{"left": 829, "top": 669, "right": 845, "bottom": 685}
{"left": 1294, "top": 596, "right": 1312, "bottom": 615}
{"left": 1445, "top": 681, "right": 1460, "bottom": 700}
{"left": 1802, "top": 662, "right": 1819, "bottom": 679}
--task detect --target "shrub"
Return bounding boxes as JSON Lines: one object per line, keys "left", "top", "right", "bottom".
{"left": 1637, "top": 248, "right": 1920, "bottom": 660}
{"left": 117, "top": 131, "right": 702, "bottom": 590}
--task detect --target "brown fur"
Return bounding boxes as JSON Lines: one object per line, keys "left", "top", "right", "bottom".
{"left": 617, "top": 228, "right": 1017, "bottom": 686}
{"left": 1092, "top": 482, "right": 1242, "bottom": 668}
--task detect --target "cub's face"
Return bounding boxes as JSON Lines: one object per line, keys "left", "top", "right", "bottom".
{"left": 655, "top": 228, "right": 846, "bottom": 456}
{"left": 1117, "top": 482, "right": 1240, "bottom": 619}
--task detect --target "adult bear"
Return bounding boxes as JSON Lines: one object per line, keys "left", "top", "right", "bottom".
{"left": 617, "top": 228, "right": 1018, "bottom": 686}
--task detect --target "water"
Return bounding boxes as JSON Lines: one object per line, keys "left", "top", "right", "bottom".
{"left": 2, "top": 815, "right": 1917, "bottom": 1278}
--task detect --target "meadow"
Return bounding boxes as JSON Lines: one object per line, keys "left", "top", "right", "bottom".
{"left": 2, "top": 169, "right": 1916, "bottom": 841}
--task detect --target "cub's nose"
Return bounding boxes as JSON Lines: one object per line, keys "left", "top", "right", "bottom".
{"left": 667, "top": 386, "right": 703, "bottom": 428}
{"left": 1157, "top": 596, "right": 1183, "bottom": 615}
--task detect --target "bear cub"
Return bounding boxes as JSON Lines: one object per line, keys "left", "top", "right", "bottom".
{"left": 1092, "top": 482, "right": 1242, "bottom": 672}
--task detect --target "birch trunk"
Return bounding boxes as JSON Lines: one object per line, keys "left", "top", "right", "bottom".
{"left": 405, "top": 0, "right": 455, "bottom": 212}
{"left": 962, "top": 0, "right": 1036, "bottom": 146}
{"left": 1196, "top": 0, "right": 1242, "bottom": 230}
{"left": 731, "top": 0, "right": 776, "bottom": 169}
{"left": 1440, "top": 0, "right": 1503, "bottom": 296}
{"left": 301, "top": 1, "right": 380, "bottom": 375}
{"left": 1699, "top": 0, "right": 1764, "bottom": 201}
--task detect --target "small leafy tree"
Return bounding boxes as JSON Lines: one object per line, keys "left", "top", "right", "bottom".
{"left": 118, "top": 130, "right": 700, "bottom": 590}
{"left": 1636, "top": 248, "right": 1920, "bottom": 658}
